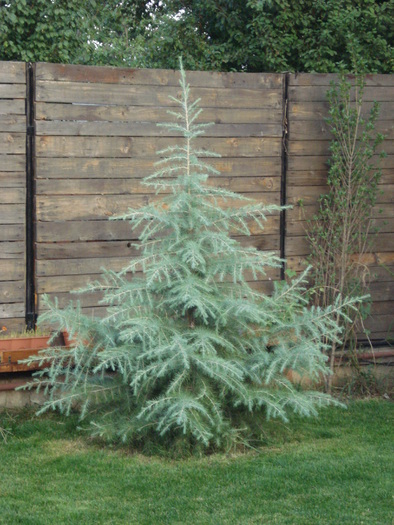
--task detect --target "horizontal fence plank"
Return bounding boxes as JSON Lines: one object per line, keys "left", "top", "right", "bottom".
{"left": 0, "top": 61, "right": 26, "bottom": 83}
{"left": 1, "top": 188, "right": 26, "bottom": 204}
{"left": 0, "top": 205, "right": 25, "bottom": 224}
{"left": 0, "top": 172, "right": 25, "bottom": 188}
{"left": 36, "top": 214, "right": 280, "bottom": 242}
{"left": 36, "top": 120, "right": 282, "bottom": 138}
{"left": 287, "top": 185, "right": 394, "bottom": 206}
{"left": 0, "top": 115, "right": 27, "bottom": 133}
{"left": 0, "top": 259, "right": 25, "bottom": 281}
{"left": 0, "top": 83, "right": 26, "bottom": 99}
{"left": 288, "top": 154, "right": 394, "bottom": 171}
{"left": 0, "top": 154, "right": 26, "bottom": 172}
{"left": 287, "top": 169, "right": 393, "bottom": 187}
{"left": 36, "top": 81, "right": 282, "bottom": 109}
{"left": 286, "top": 233, "right": 394, "bottom": 256}
{"left": 287, "top": 203, "right": 394, "bottom": 222}
{"left": 289, "top": 101, "right": 394, "bottom": 121}
{"left": 37, "top": 273, "right": 277, "bottom": 295}
{"left": 0, "top": 133, "right": 25, "bottom": 154}
{"left": 289, "top": 85, "right": 394, "bottom": 102}
{"left": 0, "top": 100, "right": 25, "bottom": 116}
{"left": 288, "top": 140, "right": 391, "bottom": 156}
{"left": 36, "top": 245, "right": 279, "bottom": 278}
{"left": 36, "top": 176, "right": 280, "bottom": 196}
{"left": 0, "top": 281, "right": 24, "bottom": 303}
{"left": 290, "top": 73, "right": 394, "bottom": 87}
{"left": 370, "top": 301, "right": 394, "bottom": 315}
{"left": 0, "top": 225, "right": 25, "bottom": 242}
{"left": 35, "top": 102, "right": 283, "bottom": 125}
{"left": 286, "top": 252, "right": 394, "bottom": 272}
{"left": 36, "top": 192, "right": 281, "bottom": 221}
{"left": 35, "top": 63, "right": 283, "bottom": 89}
{"left": 38, "top": 271, "right": 282, "bottom": 311}
{"left": 0, "top": 302, "right": 25, "bottom": 318}
{"left": 36, "top": 157, "right": 282, "bottom": 179}
{"left": 363, "top": 314, "right": 394, "bottom": 334}
{"left": 0, "top": 242, "right": 25, "bottom": 259}
{"left": 290, "top": 120, "right": 393, "bottom": 141}
{"left": 36, "top": 231, "right": 280, "bottom": 260}
{"left": 36, "top": 136, "right": 282, "bottom": 158}
{"left": 287, "top": 217, "right": 394, "bottom": 236}
{"left": 0, "top": 318, "right": 26, "bottom": 331}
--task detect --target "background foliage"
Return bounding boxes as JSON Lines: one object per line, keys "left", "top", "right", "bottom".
{"left": 1, "top": 0, "right": 392, "bottom": 72}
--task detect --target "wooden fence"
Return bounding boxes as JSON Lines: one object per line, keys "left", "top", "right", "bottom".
{"left": 0, "top": 62, "right": 26, "bottom": 331}
{"left": 0, "top": 61, "right": 393, "bottom": 341}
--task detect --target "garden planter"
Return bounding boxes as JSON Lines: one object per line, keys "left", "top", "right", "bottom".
{"left": 0, "top": 334, "right": 51, "bottom": 373}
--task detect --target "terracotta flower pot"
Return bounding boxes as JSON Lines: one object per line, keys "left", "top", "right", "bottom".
{"left": 0, "top": 334, "right": 51, "bottom": 373}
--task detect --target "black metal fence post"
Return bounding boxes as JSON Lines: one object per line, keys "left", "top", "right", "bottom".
{"left": 25, "top": 62, "right": 36, "bottom": 330}
{"left": 280, "top": 72, "right": 289, "bottom": 280}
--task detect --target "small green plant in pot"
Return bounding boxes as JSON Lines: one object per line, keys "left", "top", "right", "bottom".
{"left": 23, "top": 61, "right": 359, "bottom": 451}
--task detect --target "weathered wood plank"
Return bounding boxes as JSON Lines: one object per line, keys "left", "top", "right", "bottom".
{"left": 36, "top": 176, "right": 281, "bottom": 196}
{"left": 0, "top": 84, "right": 26, "bottom": 99}
{"left": 35, "top": 102, "right": 283, "bottom": 125}
{"left": 287, "top": 203, "right": 394, "bottom": 222}
{"left": 0, "top": 224, "right": 25, "bottom": 242}
{"left": 288, "top": 140, "right": 391, "bottom": 157}
{"left": 289, "top": 85, "right": 394, "bottom": 103}
{"left": 35, "top": 62, "right": 283, "bottom": 89}
{"left": 288, "top": 154, "right": 394, "bottom": 171}
{"left": 36, "top": 157, "right": 282, "bottom": 179}
{"left": 1, "top": 188, "right": 25, "bottom": 204}
{"left": 370, "top": 301, "right": 394, "bottom": 315}
{"left": 36, "top": 80, "right": 282, "bottom": 109}
{"left": 37, "top": 275, "right": 277, "bottom": 296}
{"left": 0, "top": 172, "right": 25, "bottom": 188}
{"left": 36, "top": 214, "right": 280, "bottom": 242}
{"left": 286, "top": 252, "right": 394, "bottom": 272}
{"left": 289, "top": 73, "right": 394, "bottom": 87}
{"left": 0, "top": 259, "right": 24, "bottom": 281}
{"left": 36, "top": 120, "right": 283, "bottom": 138}
{"left": 36, "top": 228, "right": 280, "bottom": 259}
{"left": 0, "top": 318, "right": 26, "bottom": 331}
{"left": 289, "top": 101, "right": 394, "bottom": 121}
{"left": 36, "top": 136, "right": 282, "bottom": 158}
{"left": 369, "top": 281, "right": 394, "bottom": 302}
{"left": 290, "top": 120, "right": 393, "bottom": 141}
{"left": 0, "top": 62, "right": 26, "bottom": 83}
{"left": 36, "top": 192, "right": 281, "bottom": 221}
{"left": 0, "top": 281, "right": 24, "bottom": 303}
{"left": 287, "top": 169, "right": 393, "bottom": 187}
{"left": 0, "top": 302, "right": 25, "bottom": 318}
{"left": 286, "top": 233, "right": 394, "bottom": 257}
{"left": 0, "top": 115, "right": 26, "bottom": 133}
{"left": 0, "top": 205, "right": 25, "bottom": 224}
{"left": 0, "top": 100, "right": 25, "bottom": 116}
{"left": 287, "top": 185, "right": 394, "bottom": 206}
{"left": 0, "top": 242, "right": 25, "bottom": 259}
{"left": 363, "top": 314, "right": 394, "bottom": 334}
{"left": 39, "top": 281, "right": 276, "bottom": 319}
{"left": 0, "top": 154, "right": 26, "bottom": 171}
{"left": 287, "top": 217, "right": 394, "bottom": 236}
{"left": 36, "top": 235, "right": 279, "bottom": 277}
{"left": 39, "top": 269, "right": 282, "bottom": 310}
{"left": 0, "top": 133, "right": 25, "bottom": 154}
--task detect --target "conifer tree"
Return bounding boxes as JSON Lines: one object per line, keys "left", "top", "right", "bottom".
{"left": 26, "top": 61, "right": 355, "bottom": 449}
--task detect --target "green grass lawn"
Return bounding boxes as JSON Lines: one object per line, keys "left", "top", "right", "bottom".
{"left": 0, "top": 399, "right": 392, "bottom": 525}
